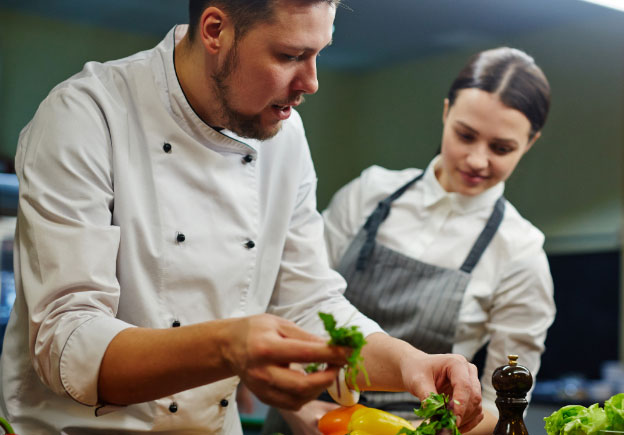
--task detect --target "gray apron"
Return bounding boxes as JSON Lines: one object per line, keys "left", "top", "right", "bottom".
{"left": 338, "top": 171, "right": 505, "bottom": 417}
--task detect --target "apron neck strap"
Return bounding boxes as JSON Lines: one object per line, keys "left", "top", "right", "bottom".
{"left": 356, "top": 171, "right": 425, "bottom": 270}
{"left": 459, "top": 196, "right": 506, "bottom": 273}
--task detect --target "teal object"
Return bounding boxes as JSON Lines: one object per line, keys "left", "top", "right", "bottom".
{"left": 0, "top": 174, "right": 17, "bottom": 216}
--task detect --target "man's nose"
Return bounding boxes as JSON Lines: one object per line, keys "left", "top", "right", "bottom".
{"left": 294, "top": 58, "right": 319, "bottom": 95}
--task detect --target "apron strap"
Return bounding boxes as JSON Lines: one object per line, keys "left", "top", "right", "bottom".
{"left": 356, "top": 171, "right": 425, "bottom": 270}
{"left": 460, "top": 196, "right": 506, "bottom": 273}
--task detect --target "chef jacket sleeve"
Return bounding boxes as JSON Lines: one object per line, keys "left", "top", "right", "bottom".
{"left": 15, "top": 88, "right": 134, "bottom": 406}
{"left": 321, "top": 174, "right": 365, "bottom": 269}
{"left": 266, "top": 121, "right": 382, "bottom": 339}
{"left": 480, "top": 229, "right": 555, "bottom": 416}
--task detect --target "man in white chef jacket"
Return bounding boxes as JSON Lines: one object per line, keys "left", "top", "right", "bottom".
{"left": 0, "top": 0, "right": 484, "bottom": 433}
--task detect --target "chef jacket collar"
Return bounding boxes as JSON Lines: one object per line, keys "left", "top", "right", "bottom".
{"left": 161, "top": 25, "right": 261, "bottom": 157}
{"left": 422, "top": 155, "right": 505, "bottom": 214}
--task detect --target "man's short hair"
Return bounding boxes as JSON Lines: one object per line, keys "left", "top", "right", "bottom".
{"left": 187, "top": 0, "right": 340, "bottom": 42}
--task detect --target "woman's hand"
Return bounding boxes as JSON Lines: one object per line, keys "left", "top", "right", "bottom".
{"left": 359, "top": 333, "right": 484, "bottom": 433}
{"left": 400, "top": 352, "right": 483, "bottom": 432}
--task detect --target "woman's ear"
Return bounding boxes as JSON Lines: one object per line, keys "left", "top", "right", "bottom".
{"left": 442, "top": 98, "right": 450, "bottom": 124}
{"left": 525, "top": 131, "right": 541, "bottom": 153}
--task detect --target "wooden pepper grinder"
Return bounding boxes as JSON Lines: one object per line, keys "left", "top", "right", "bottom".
{"left": 492, "top": 354, "right": 533, "bottom": 435}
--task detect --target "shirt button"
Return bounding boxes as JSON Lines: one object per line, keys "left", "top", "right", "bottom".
{"left": 163, "top": 142, "right": 172, "bottom": 153}
{"left": 220, "top": 398, "right": 229, "bottom": 407}
{"left": 169, "top": 402, "right": 178, "bottom": 413}
{"left": 244, "top": 240, "right": 255, "bottom": 249}
{"left": 176, "top": 232, "right": 186, "bottom": 243}
{"left": 242, "top": 154, "right": 253, "bottom": 164}
{"left": 172, "top": 320, "right": 181, "bottom": 327}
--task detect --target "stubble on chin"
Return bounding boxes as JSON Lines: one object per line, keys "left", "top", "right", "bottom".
{"left": 211, "top": 47, "right": 282, "bottom": 141}
{"left": 212, "top": 86, "right": 282, "bottom": 141}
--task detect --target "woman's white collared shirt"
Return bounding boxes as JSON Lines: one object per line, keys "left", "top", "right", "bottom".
{"left": 322, "top": 159, "right": 556, "bottom": 416}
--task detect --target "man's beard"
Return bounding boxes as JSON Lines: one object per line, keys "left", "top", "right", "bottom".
{"left": 211, "top": 44, "right": 281, "bottom": 141}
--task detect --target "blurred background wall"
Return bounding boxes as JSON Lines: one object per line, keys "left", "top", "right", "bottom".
{"left": 0, "top": 0, "right": 623, "bottom": 424}
{"left": 1, "top": 2, "right": 622, "bottom": 252}
{"left": 305, "top": 14, "right": 624, "bottom": 255}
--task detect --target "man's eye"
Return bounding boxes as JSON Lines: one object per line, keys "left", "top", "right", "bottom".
{"left": 283, "top": 54, "right": 300, "bottom": 61}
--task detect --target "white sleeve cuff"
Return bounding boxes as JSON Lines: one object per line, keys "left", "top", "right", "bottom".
{"left": 59, "top": 316, "right": 134, "bottom": 406}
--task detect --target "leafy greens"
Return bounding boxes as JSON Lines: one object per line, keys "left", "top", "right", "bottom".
{"left": 397, "top": 392, "right": 461, "bottom": 435}
{"left": 605, "top": 393, "right": 624, "bottom": 431}
{"left": 544, "top": 393, "right": 624, "bottom": 435}
{"left": 308, "top": 312, "right": 369, "bottom": 391}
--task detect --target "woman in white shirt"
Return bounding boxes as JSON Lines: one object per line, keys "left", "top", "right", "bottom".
{"left": 264, "top": 47, "right": 556, "bottom": 435}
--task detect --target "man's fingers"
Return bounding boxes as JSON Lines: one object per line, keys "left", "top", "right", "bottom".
{"left": 277, "top": 319, "right": 327, "bottom": 342}
{"left": 234, "top": 314, "right": 355, "bottom": 410}
{"left": 279, "top": 339, "right": 350, "bottom": 365}
{"left": 248, "top": 365, "right": 340, "bottom": 409}
{"left": 262, "top": 316, "right": 351, "bottom": 366}
{"left": 240, "top": 315, "right": 350, "bottom": 368}
{"left": 270, "top": 363, "right": 340, "bottom": 393}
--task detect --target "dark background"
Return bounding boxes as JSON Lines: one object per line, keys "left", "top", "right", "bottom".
{"left": 473, "top": 250, "right": 621, "bottom": 382}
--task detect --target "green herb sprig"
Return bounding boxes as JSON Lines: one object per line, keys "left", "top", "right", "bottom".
{"left": 304, "top": 362, "right": 322, "bottom": 374}
{"left": 306, "top": 312, "right": 369, "bottom": 391}
{"left": 397, "top": 392, "right": 461, "bottom": 435}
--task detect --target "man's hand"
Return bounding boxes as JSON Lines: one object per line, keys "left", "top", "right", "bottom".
{"left": 99, "top": 313, "right": 348, "bottom": 407}
{"left": 222, "top": 314, "right": 349, "bottom": 410}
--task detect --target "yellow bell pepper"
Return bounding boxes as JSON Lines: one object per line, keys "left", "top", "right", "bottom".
{"left": 318, "top": 404, "right": 366, "bottom": 435}
{"left": 347, "top": 407, "right": 415, "bottom": 435}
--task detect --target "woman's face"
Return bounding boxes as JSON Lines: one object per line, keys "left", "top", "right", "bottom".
{"left": 436, "top": 88, "right": 540, "bottom": 196}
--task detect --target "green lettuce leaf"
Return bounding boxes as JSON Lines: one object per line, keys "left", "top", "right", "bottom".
{"left": 605, "top": 393, "right": 624, "bottom": 431}
{"left": 544, "top": 404, "right": 608, "bottom": 435}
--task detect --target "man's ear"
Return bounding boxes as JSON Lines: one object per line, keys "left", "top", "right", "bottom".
{"left": 198, "top": 7, "right": 231, "bottom": 54}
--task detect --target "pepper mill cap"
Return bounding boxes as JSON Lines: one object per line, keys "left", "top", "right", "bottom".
{"left": 492, "top": 354, "right": 533, "bottom": 398}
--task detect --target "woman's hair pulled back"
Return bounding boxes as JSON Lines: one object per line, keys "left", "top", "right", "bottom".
{"left": 447, "top": 47, "right": 551, "bottom": 139}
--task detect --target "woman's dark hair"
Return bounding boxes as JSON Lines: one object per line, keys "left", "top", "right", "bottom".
{"left": 447, "top": 47, "right": 551, "bottom": 139}
{"left": 188, "top": 0, "right": 341, "bottom": 43}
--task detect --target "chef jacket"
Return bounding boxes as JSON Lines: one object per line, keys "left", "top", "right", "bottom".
{"left": 322, "top": 159, "right": 556, "bottom": 416}
{"left": 0, "top": 25, "right": 382, "bottom": 434}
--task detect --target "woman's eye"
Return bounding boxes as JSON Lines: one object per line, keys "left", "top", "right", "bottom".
{"left": 491, "top": 144, "right": 512, "bottom": 154}
{"left": 456, "top": 131, "right": 474, "bottom": 142}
